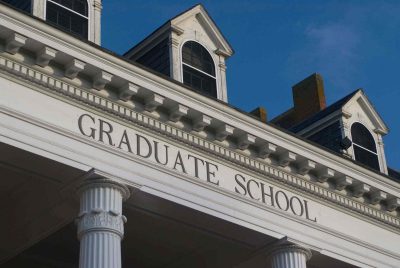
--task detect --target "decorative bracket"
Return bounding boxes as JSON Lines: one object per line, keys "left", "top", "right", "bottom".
{"left": 215, "top": 124, "right": 234, "bottom": 141}
{"left": 65, "top": 59, "right": 86, "bottom": 79}
{"left": 297, "top": 159, "right": 316, "bottom": 175}
{"left": 386, "top": 198, "right": 400, "bottom": 212}
{"left": 193, "top": 114, "right": 212, "bottom": 132}
{"left": 316, "top": 167, "right": 335, "bottom": 183}
{"left": 258, "top": 143, "right": 277, "bottom": 159}
{"left": 278, "top": 151, "right": 297, "bottom": 167}
{"left": 36, "top": 47, "right": 57, "bottom": 67}
{"left": 119, "top": 82, "right": 140, "bottom": 101}
{"left": 144, "top": 93, "right": 164, "bottom": 112}
{"left": 334, "top": 176, "right": 353, "bottom": 191}
{"left": 93, "top": 71, "right": 113, "bottom": 90}
{"left": 369, "top": 190, "right": 387, "bottom": 205}
{"left": 352, "top": 183, "right": 371, "bottom": 198}
{"left": 237, "top": 133, "right": 256, "bottom": 150}
{"left": 5, "top": 33, "right": 27, "bottom": 54}
{"left": 169, "top": 104, "right": 189, "bottom": 122}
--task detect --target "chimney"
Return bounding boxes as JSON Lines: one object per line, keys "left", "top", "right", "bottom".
{"left": 292, "top": 73, "right": 326, "bottom": 123}
{"left": 250, "top": 106, "right": 267, "bottom": 123}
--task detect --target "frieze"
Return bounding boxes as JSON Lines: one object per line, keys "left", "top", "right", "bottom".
{"left": 0, "top": 54, "right": 399, "bottom": 230}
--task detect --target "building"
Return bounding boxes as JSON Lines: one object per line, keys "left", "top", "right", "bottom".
{"left": 0, "top": 1, "right": 399, "bottom": 267}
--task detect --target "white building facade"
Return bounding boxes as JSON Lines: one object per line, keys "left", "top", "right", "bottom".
{"left": 0, "top": 1, "right": 399, "bottom": 268}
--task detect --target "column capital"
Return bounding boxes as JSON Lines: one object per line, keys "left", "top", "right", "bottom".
{"left": 78, "top": 177, "right": 130, "bottom": 200}
{"left": 269, "top": 237, "right": 312, "bottom": 261}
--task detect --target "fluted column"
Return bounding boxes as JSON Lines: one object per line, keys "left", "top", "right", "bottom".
{"left": 76, "top": 178, "right": 130, "bottom": 268}
{"left": 269, "top": 238, "right": 312, "bottom": 268}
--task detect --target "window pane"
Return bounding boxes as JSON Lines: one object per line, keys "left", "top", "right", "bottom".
{"left": 353, "top": 145, "right": 380, "bottom": 171}
{"left": 351, "top": 123, "right": 376, "bottom": 152}
{"left": 0, "top": 0, "right": 32, "bottom": 13}
{"left": 51, "top": 0, "right": 88, "bottom": 16}
{"left": 182, "top": 41, "right": 215, "bottom": 76}
{"left": 308, "top": 121, "right": 343, "bottom": 153}
{"left": 46, "top": 2, "right": 88, "bottom": 39}
{"left": 183, "top": 65, "right": 217, "bottom": 98}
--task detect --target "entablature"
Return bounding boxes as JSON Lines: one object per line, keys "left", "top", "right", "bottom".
{"left": 1, "top": 5, "right": 400, "bottom": 230}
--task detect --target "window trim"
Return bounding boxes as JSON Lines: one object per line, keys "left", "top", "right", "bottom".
{"left": 179, "top": 39, "right": 219, "bottom": 98}
{"left": 350, "top": 122, "right": 380, "bottom": 170}
{"left": 44, "top": 0, "right": 90, "bottom": 39}
{"left": 182, "top": 62, "right": 216, "bottom": 79}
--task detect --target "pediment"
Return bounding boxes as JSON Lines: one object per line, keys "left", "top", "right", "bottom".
{"left": 342, "top": 90, "right": 389, "bottom": 135}
{"left": 124, "top": 4, "right": 233, "bottom": 60}
{"left": 170, "top": 4, "right": 234, "bottom": 57}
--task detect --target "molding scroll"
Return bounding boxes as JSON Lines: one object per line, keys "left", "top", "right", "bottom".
{"left": 76, "top": 210, "right": 127, "bottom": 239}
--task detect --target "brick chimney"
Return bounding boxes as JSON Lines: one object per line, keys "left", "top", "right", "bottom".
{"left": 292, "top": 73, "right": 326, "bottom": 122}
{"left": 271, "top": 73, "right": 327, "bottom": 129}
{"left": 250, "top": 106, "right": 267, "bottom": 123}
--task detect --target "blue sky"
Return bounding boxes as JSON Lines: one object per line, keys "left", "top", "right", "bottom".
{"left": 102, "top": 0, "right": 400, "bottom": 170}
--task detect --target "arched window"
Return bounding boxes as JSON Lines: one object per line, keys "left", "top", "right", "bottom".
{"left": 182, "top": 41, "right": 217, "bottom": 98}
{"left": 46, "top": 0, "right": 88, "bottom": 39}
{"left": 351, "top": 122, "right": 380, "bottom": 171}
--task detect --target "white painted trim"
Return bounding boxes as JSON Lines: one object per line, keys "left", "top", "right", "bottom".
{"left": 349, "top": 121, "right": 384, "bottom": 173}
{"left": 47, "top": 0, "right": 89, "bottom": 19}
{"left": 43, "top": 0, "right": 92, "bottom": 42}
{"left": 179, "top": 39, "right": 220, "bottom": 99}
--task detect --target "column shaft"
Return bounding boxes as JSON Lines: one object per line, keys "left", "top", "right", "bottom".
{"left": 269, "top": 238, "right": 312, "bottom": 268}
{"left": 271, "top": 250, "right": 308, "bottom": 268}
{"left": 77, "top": 178, "right": 129, "bottom": 268}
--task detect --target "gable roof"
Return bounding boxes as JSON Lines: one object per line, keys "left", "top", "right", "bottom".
{"left": 124, "top": 4, "right": 234, "bottom": 58}
{"left": 289, "top": 89, "right": 360, "bottom": 133}
{"left": 290, "top": 89, "right": 389, "bottom": 134}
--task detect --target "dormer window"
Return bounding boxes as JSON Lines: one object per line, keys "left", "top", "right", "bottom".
{"left": 46, "top": 0, "right": 89, "bottom": 39}
{"left": 351, "top": 122, "right": 380, "bottom": 171}
{"left": 182, "top": 41, "right": 217, "bottom": 98}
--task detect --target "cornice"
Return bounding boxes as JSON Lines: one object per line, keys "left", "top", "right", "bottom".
{"left": 1, "top": 54, "right": 399, "bottom": 231}
{"left": 0, "top": 7, "right": 397, "bottom": 195}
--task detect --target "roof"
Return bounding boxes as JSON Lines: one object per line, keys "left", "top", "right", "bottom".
{"left": 290, "top": 89, "right": 360, "bottom": 133}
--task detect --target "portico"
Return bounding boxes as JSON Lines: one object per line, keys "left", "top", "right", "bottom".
{"left": 0, "top": 142, "right": 356, "bottom": 267}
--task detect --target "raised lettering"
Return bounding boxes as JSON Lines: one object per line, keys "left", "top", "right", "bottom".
{"left": 187, "top": 154, "right": 204, "bottom": 178}
{"left": 275, "top": 190, "right": 289, "bottom": 211}
{"left": 99, "top": 119, "right": 114, "bottom": 146}
{"left": 304, "top": 200, "right": 317, "bottom": 222}
{"left": 205, "top": 161, "right": 219, "bottom": 186}
{"left": 117, "top": 130, "right": 132, "bottom": 153}
{"left": 234, "top": 174, "right": 247, "bottom": 195}
{"left": 247, "top": 179, "right": 260, "bottom": 200}
{"left": 290, "top": 196, "right": 304, "bottom": 217}
{"left": 136, "top": 134, "right": 152, "bottom": 158}
{"left": 173, "top": 151, "right": 187, "bottom": 174}
{"left": 261, "top": 183, "right": 274, "bottom": 207}
{"left": 154, "top": 141, "right": 169, "bottom": 165}
{"left": 78, "top": 114, "right": 96, "bottom": 138}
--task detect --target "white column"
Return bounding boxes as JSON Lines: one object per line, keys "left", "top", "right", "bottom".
{"left": 76, "top": 178, "right": 130, "bottom": 268}
{"left": 269, "top": 238, "right": 312, "bottom": 268}
{"left": 92, "top": 0, "right": 103, "bottom": 45}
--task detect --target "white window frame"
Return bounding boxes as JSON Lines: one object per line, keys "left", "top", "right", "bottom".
{"left": 179, "top": 40, "right": 219, "bottom": 98}
{"left": 350, "top": 122, "right": 380, "bottom": 170}
{"left": 44, "top": 0, "right": 90, "bottom": 39}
